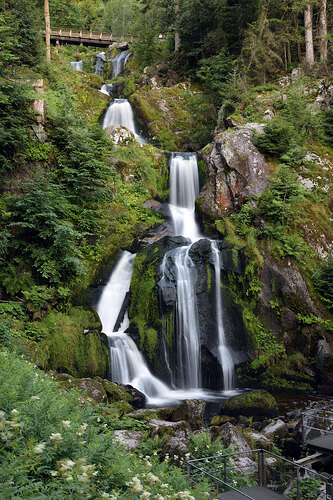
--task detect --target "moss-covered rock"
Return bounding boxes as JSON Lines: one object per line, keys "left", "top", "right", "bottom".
{"left": 172, "top": 399, "right": 206, "bottom": 431}
{"left": 222, "top": 390, "right": 278, "bottom": 419}
{"left": 210, "top": 415, "right": 236, "bottom": 427}
{"left": 130, "top": 83, "right": 215, "bottom": 151}
{"left": 31, "top": 307, "right": 109, "bottom": 379}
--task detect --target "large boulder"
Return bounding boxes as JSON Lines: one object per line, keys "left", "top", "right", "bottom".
{"left": 74, "top": 378, "right": 107, "bottom": 403}
{"left": 104, "top": 125, "right": 135, "bottom": 144}
{"left": 172, "top": 400, "right": 206, "bottom": 431}
{"left": 162, "top": 430, "right": 190, "bottom": 465}
{"left": 149, "top": 419, "right": 188, "bottom": 437}
{"left": 217, "top": 422, "right": 252, "bottom": 454}
{"left": 113, "top": 430, "right": 143, "bottom": 450}
{"left": 197, "top": 124, "right": 270, "bottom": 219}
{"left": 222, "top": 390, "right": 278, "bottom": 419}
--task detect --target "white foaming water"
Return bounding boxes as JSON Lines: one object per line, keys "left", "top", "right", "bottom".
{"left": 211, "top": 241, "right": 235, "bottom": 390}
{"left": 100, "top": 84, "right": 113, "bottom": 96}
{"left": 169, "top": 153, "right": 200, "bottom": 240}
{"left": 102, "top": 99, "right": 145, "bottom": 143}
{"left": 111, "top": 50, "right": 131, "bottom": 77}
{"left": 70, "top": 61, "right": 83, "bottom": 71}
{"left": 96, "top": 251, "right": 223, "bottom": 405}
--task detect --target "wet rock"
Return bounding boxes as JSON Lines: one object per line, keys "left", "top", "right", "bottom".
{"left": 119, "top": 384, "right": 146, "bottom": 409}
{"left": 262, "top": 419, "right": 288, "bottom": 439}
{"left": 172, "top": 400, "right": 206, "bottom": 431}
{"left": 316, "top": 338, "right": 333, "bottom": 371}
{"left": 162, "top": 430, "right": 190, "bottom": 465}
{"left": 222, "top": 390, "right": 278, "bottom": 419}
{"left": 104, "top": 125, "right": 135, "bottom": 145}
{"left": 211, "top": 415, "right": 236, "bottom": 426}
{"left": 127, "top": 408, "right": 159, "bottom": 420}
{"left": 198, "top": 125, "right": 270, "bottom": 218}
{"left": 74, "top": 378, "right": 107, "bottom": 403}
{"left": 217, "top": 422, "right": 252, "bottom": 454}
{"left": 246, "top": 430, "right": 271, "bottom": 449}
{"left": 149, "top": 419, "right": 188, "bottom": 437}
{"left": 95, "top": 378, "right": 132, "bottom": 403}
{"left": 113, "top": 430, "right": 143, "bottom": 449}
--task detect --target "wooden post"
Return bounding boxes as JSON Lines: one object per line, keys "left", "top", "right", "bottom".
{"left": 44, "top": 0, "right": 51, "bottom": 61}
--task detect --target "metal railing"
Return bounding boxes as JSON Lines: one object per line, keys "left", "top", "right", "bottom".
{"left": 302, "top": 404, "right": 333, "bottom": 443}
{"left": 187, "top": 449, "right": 333, "bottom": 499}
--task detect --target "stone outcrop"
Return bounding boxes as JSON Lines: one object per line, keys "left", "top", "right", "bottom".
{"left": 104, "top": 125, "right": 135, "bottom": 145}
{"left": 197, "top": 124, "right": 270, "bottom": 219}
{"left": 222, "top": 390, "right": 279, "bottom": 419}
{"left": 172, "top": 400, "right": 206, "bottom": 431}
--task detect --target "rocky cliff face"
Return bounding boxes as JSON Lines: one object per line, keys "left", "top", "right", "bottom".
{"left": 197, "top": 124, "right": 270, "bottom": 218}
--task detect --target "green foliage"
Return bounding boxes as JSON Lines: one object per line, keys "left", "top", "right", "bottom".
{"left": 290, "top": 477, "right": 321, "bottom": 500}
{"left": 312, "top": 257, "right": 333, "bottom": 311}
{"left": 256, "top": 121, "right": 295, "bottom": 156}
{"left": 0, "top": 350, "right": 210, "bottom": 499}
{"left": 196, "top": 49, "right": 235, "bottom": 106}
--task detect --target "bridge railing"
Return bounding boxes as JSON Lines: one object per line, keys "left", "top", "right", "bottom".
{"left": 187, "top": 449, "right": 333, "bottom": 499}
{"left": 42, "top": 28, "right": 138, "bottom": 42}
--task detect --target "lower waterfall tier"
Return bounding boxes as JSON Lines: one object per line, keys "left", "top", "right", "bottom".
{"left": 127, "top": 235, "right": 251, "bottom": 391}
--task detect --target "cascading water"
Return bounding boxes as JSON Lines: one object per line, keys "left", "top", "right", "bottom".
{"left": 96, "top": 153, "right": 236, "bottom": 403}
{"left": 100, "top": 84, "right": 114, "bottom": 97}
{"left": 102, "top": 99, "right": 145, "bottom": 143}
{"left": 161, "top": 152, "right": 235, "bottom": 391}
{"left": 96, "top": 251, "right": 172, "bottom": 404}
{"left": 111, "top": 50, "right": 131, "bottom": 78}
{"left": 211, "top": 242, "right": 235, "bottom": 391}
{"left": 70, "top": 61, "right": 83, "bottom": 71}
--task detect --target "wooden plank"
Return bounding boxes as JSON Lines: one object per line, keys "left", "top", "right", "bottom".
{"left": 220, "top": 486, "right": 287, "bottom": 500}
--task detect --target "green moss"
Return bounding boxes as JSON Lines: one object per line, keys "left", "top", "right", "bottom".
{"left": 31, "top": 307, "right": 109, "bottom": 379}
{"left": 111, "top": 401, "right": 133, "bottom": 416}
{"left": 207, "top": 263, "right": 212, "bottom": 292}
{"left": 161, "top": 311, "right": 174, "bottom": 348}
{"left": 129, "top": 250, "right": 161, "bottom": 358}
{"left": 224, "top": 390, "right": 278, "bottom": 418}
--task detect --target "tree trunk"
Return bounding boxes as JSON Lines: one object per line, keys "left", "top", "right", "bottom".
{"left": 319, "top": 0, "right": 328, "bottom": 62}
{"left": 304, "top": 4, "right": 314, "bottom": 66}
{"left": 44, "top": 0, "right": 51, "bottom": 61}
{"left": 174, "top": 3, "right": 181, "bottom": 52}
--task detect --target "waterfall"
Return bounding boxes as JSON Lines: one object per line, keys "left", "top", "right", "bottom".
{"left": 100, "top": 84, "right": 114, "bottom": 97}
{"left": 111, "top": 50, "right": 131, "bottom": 78}
{"left": 95, "top": 50, "right": 130, "bottom": 78}
{"left": 70, "top": 61, "right": 83, "bottom": 71}
{"left": 96, "top": 252, "right": 173, "bottom": 404}
{"left": 169, "top": 153, "right": 200, "bottom": 240}
{"left": 95, "top": 154, "right": 236, "bottom": 402}
{"left": 103, "top": 99, "right": 145, "bottom": 143}
{"left": 161, "top": 153, "right": 235, "bottom": 391}
{"left": 211, "top": 242, "right": 235, "bottom": 391}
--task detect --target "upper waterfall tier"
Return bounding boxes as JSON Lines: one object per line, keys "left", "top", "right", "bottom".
{"left": 169, "top": 153, "right": 200, "bottom": 240}
{"left": 102, "top": 99, "right": 145, "bottom": 143}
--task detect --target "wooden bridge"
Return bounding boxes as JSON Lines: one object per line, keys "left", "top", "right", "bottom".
{"left": 42, "top": 28, "right": 138, "bottom": 47}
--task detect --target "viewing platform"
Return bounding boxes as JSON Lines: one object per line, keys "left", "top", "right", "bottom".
{"left": 187, "top": 449, "right": 332, "bottom": 500}
{"left": 42, "top": 28, "right": 138, "bottom": 47}
{"left": 302, "top": 404, "right": 333, "bottom": 455}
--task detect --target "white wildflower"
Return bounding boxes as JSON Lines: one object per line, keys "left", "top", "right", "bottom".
{"left": 146, "top": 472, "right": 160, "bottom": 484}
{"left": 79, "top": 441, "right": 86, "bottom": 446}
{"left": 50, "top": 433, "right": 63, "bottom": 442}
{"left": 64, "top": 475, "right": 73, "bottom": 481}
{"left": 139, "top": 493, "right": 151, "bottom": 500}
{"left": 62, "top": 420, "right": 71, "bottom": 429}
{"left": 78, "top": 473, "right": 89, "bottom": 483}
{"left": 11, "top": 409, "right": 19, "bottom": 418}
{"left": 50, "top": 470, "right": 58, "bottom": 477}
{"left": 77, "top": 423, "right": 88, "bottom": 436}
{"left": 31, "top": 396, "right": 40, "bottom": 401}
{"left": 128, "top": 476, "right": 143, "bottom": 494}
{"left": 32, "top": 442, "right": 46, "bottom": 454}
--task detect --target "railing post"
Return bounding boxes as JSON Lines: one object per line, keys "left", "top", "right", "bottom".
{"left": 258, "top": 450, "right": 266, "bottom": 487}
{"left": 296, "top": 467, "right": 300, "bottom": 500}
{"left": 224, "top": 456, "right": 227, "bottom": 486}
